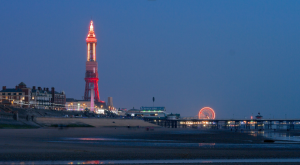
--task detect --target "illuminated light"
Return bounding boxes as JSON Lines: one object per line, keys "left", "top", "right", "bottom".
{"left": 93, "top": 43, "right": 96, "bottom": 61}
{"left": 87, "top": 43, "right": 90, "bottom": 61}
{"left": 198, "top": 107, "right": 216, "bottom": 119}
{"left": 86, "top": 21, "right": 97, "bottom": 43}
{"left": 89, "top": 21, "right": 94, "bottom": 32}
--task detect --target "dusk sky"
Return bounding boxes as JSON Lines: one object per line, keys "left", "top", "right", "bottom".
{"left": 1, "top": 0, "right": 300, "bottom": 118}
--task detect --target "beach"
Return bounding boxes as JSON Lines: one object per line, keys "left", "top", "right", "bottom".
{"left": 1, "top": 127, "right": 300, "bottom": 164}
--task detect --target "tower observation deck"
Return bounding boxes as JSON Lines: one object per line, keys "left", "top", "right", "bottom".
{"left": 84, "top": 21, "right": 102, "bottom": 103}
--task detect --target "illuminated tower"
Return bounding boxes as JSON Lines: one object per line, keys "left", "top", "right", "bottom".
{"left": 84, "top": 21, "right": 101, "bottom": 102}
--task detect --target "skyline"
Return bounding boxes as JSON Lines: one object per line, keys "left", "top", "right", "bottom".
{"left": 1, "top": 1, "right": 300, "bottom": 118}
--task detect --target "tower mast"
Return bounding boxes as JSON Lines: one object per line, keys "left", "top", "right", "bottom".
{"left": 84, "top": 21, "right": 101, "bottom": 102}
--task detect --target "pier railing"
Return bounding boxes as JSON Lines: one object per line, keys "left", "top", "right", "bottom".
{"left": 144, "top": 117, "right": 300, "bottom": 129}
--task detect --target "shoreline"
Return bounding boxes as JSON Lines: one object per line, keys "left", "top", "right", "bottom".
{"left": 0, "top": 128, "right": 300, "bottom": 161}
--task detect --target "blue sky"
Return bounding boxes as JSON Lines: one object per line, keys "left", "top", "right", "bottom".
{"left": 1, "top": 0, "right": 300, "bottom": 118}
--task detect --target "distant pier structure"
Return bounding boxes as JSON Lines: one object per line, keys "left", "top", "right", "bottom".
{"left": 144, "top": 118, "right": 300, "bottom": 130}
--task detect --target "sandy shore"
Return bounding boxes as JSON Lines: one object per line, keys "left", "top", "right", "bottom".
{"left": 0, "top": 127, "right": 300, "bottom": 163}
{"left": 36, "top": 117, "right": 158, "bottom": 127}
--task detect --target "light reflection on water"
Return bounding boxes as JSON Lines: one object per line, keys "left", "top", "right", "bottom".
{"left": 247, "top": 130, "right": 300, "bottom": 142}
{"left": 49, "top": 140, "right": 300, "bottom": 148}
{"left": 63, "top": 137, "right": 174, "bottom": 142}
{"left": 48, "top": 130, "right": 300, "bottom": 150}
{"left": 2, "top": 158, "right": 300, "bottom": 164}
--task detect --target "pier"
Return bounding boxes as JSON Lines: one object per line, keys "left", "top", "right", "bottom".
{"left": 144, "top": 118, "right": 300, "bottom": 130}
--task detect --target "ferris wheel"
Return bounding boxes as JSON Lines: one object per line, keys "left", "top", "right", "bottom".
{"left": 198, "top": 107, "right": 215, "bottom": 119}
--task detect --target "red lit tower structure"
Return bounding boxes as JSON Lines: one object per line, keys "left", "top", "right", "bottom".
{"left": 84, "top": 21, "right": 102, "bottom": 103}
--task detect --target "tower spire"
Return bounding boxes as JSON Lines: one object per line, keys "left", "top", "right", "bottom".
{"left": 87, "top": 21, "right": 96, "bottom": 39}
{"left": 89, "top": 21, "right": 94, "bottom": 32}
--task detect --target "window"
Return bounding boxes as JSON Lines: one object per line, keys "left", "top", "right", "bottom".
{"left": 2, "top": 93, "right": 4, "bottom": 95}
{"left": 13, "top": 93, "right": 16, "bottom": 95}
{"left": 8, "top": 93, "right": 11, "bottom": 95}
{"left": 19, "top": 93, "right": 22, "bottom": 95}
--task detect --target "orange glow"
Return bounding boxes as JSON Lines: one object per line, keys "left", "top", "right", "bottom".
{"left": 198, "top": 107, "right": 216, "bottom": 119}
{"left": 86, "top": 20, "right": 97, "bottom": 43}
{"left": 86, "top": 20, "right": 97, "bottom": 61}
{"left": 89, "top": 21, "right": 94, "bottom": 32}
{"left": 87, "top": 43, "right": 90, "bottom": 61}
{"left": 93, "top": 43, "right": 96, "bottom": 60}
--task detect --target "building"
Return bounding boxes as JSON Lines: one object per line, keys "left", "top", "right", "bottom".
{"left": 65, "top": 98, "right": 105, "bottom": 114}
{"left": 0, "top": 82, "right": 66, "bottom": 110}
{"left": 107, "top": 97, "right": 113, "bottom": 110}
{"left": 31, "top": 86, "right": 66, "bottom": 110}
{"left": 256, "top": 112, "right": 263, "bottom": 119}
{"left": 126, "top": 107, "right": 167, "bottom": 118}
{"left": 84, "top": 21, "right": 104, "bottom": 104}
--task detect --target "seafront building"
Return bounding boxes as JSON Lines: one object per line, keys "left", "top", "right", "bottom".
{"left": 107, "top": 97, "right": 113, "bottom": 110}
{"left": 126, "top": 107, "right": 167, "bottom": 118}
{"left": 65, "top": 98, "right": 106, "bottom": 114}
{"left": 125, "top": 107, "right": 180, "bottom": 119}
{"left": 0, "top": 82, "right": 66, "bottom": 110}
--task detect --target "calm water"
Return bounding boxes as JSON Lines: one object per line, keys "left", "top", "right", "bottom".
{"left": 49, "top": 140, "right": 300, "bottom": 148}
{"left": 48, "top": 130, "right": 300, "bottom": 148}
{"left": 46, "top": 130, "right": 300, "bottom": 149}
{"left": 247, "top": 130, "right": 300, "bottom": 142}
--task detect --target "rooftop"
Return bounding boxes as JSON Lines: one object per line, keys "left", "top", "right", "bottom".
{"left": 0, "top": 89, "right": 23, "bottom": 93}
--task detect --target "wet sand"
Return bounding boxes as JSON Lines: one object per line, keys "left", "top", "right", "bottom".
{"left": 0, "top": 128, "right": 300, "bottom": 162}
{"left": 36, "top": 117, "right": 158, "bottom": 127}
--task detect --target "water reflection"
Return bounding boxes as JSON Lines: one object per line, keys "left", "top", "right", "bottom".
{"left": 64, "top": 137, "right": 174, "bottom": 142}
{"left": 68, "top": 160, "right": 103, "bottom": 164}
{"left": 198, "top": 143, "right": 215, "bottom": 147}
{"left": 247, "top": 130, "right": 300, "bottom": 142}
{"left": 49, "top": 140, "right": 300, "bottom": 148}
{"left": 67, "top": 138, "right": 117, "bottom": 141}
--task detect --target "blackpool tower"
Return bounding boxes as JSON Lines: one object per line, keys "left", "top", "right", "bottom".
{"left": 84, "top": 21, "right": 101, "bottom": 102}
